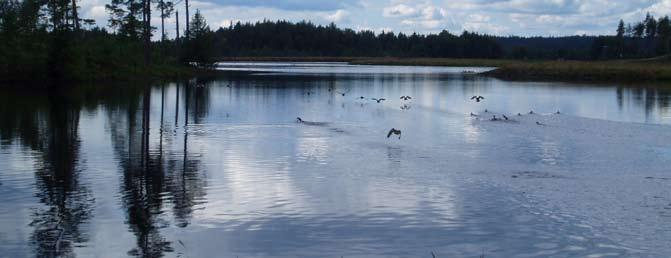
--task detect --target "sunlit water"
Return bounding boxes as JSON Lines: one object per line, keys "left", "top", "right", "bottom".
{"left": 1, "top": 62, "right": 671, "bottom": 257}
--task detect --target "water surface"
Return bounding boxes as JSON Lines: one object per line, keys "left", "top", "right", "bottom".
{"left": 1, "top": 62, "right": 671, "bottom": 257}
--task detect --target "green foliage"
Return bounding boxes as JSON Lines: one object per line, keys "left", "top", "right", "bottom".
{"left": 105, "top": 0, "right": 144, "bottom": 39}
{"left": 185, "top": 10, "right": 215, "bottom": 67}
{"left": 211, "top": 20, "right": 503, "bottom": 58}
{"left": 593, "top": 14, "right": 671, "bottom": 59}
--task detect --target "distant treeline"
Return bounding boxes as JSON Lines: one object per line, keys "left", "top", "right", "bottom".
{"left": 211, "top": 20, "right": 503, "bottom": 59}
{"left": 212, "top": 20, "right": 593, "bottom": 60}
{"left": 210, "top": 17, "right": 671, "bottom": 61}
{"left": 589, "top": 14, "right": 671, "bottom": 59}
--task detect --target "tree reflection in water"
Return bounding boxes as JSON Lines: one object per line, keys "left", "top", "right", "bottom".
{"left": 106, "top": 82, "right": 208, "bottom": 257}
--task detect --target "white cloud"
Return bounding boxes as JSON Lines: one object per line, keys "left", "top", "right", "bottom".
{"left": 326, "top": 9, "right": 350, "bottom": 22}
{"left": 383, "top": 4, "right": 418, "bottom": 18}
{"left": 75, "top": 0, "right": 670, "bottom": 37}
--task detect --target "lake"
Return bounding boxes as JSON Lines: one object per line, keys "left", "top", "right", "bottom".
{"left": 1, "top": 62, "right": 670, "bottom": 257}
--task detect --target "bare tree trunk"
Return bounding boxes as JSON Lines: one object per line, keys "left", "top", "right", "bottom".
{"left": 144, "top": 0, "right": 151, "bottom": 65}
{"left": 185, "top": 0, "right": 189, "bottom": 40}
{"left": 160, "top": 0, "right": 165, "bottom": 41}
{"left": 176, "top": 10, "right": 180, "bottom": 60}
{"left": 71, "top": 0, "right": 79, "bottom": 30}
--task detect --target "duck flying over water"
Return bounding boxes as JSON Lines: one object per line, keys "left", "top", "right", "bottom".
{"left": 371, "top": 98, "right": 386, "bottom": 103}
{"left": 502, "top": 114, "right": 509, "bottom": 120}
{"left": 400, "top": 96, "right": 412, "bottom": 101}
{"left": 336, "top": 89, "right": 350, "bottom": 96}
{"left": 471, "top": 96, "right": 485, "bottom": 102}
{"left": 387, "top": 128, "right": 402, "bottom": 139}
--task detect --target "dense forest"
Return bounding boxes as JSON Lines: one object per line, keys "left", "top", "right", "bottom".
{"left": 211, "top": 20, "right": 503, "bottom": 58}
{"left": 210, "top": 14, "right": 671, "bottom": 60}
{"left": 1, "top": 0, "right": 670, "bottom": 83}
{"left": 0, "top": 0, "right": 210, "bottom": 82}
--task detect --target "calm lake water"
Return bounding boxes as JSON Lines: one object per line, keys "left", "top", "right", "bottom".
{"left": 1, "top": 62, "right": 671, "bottom": 257}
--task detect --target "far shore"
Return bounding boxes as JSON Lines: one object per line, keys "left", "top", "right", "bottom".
{"left": 217, "top": 56, "right": 671, "bottom": 82}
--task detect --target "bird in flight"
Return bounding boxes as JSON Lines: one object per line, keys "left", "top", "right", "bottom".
{"left": 387, "top": 128, "right": 402, "bottom": 139}
{"left": 400, "top": 96, "right": 412, "bottom": 101}
{"left": 371, "top": 98, "right": 386, "bottom": 103}
{"left": 502, "top": 114, "right": 509, "bottom": 120}
{"left": 358, "top": 96, "right": 366, "bottom": 100}
{"left": 336, "top": 89, "right": 350, "bottom": 96}
{"left": 471, "top": 96, "right": 485, "bottom": 102}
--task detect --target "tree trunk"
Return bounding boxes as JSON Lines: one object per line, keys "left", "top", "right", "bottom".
{"left": 71, "top": 0, "right": 79, "bottom": 30}
{"left": 176, "top": 10, "right": 180, "bottom": 39}
{"left": 185, "top": 0, "right": 189, "bottom": 40}
{"left": 160, "top": 0, "right": 165, "bottom": 41}
{"left": 144, "top": 0, "right": 151, "bottom": 65}
{"left": 176, "top": 10, "right": 180, "bottom": 59}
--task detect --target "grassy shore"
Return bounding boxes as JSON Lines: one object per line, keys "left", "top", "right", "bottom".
{"left": 486, "top": 60, "right": 671, "bottom": 82}
{"left": 220, "top": 56, "right": 671, "bottom": 82}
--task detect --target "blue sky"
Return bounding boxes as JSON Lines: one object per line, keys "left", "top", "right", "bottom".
{"left": 80, "top": 0, "right": 671, "bottom": 38}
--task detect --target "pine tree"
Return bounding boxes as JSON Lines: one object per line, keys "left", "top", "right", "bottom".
{"left": 156, "top": 0, "right": 174, "bottom": 41}
{"left": 617, "top": 20, "right": 625, "bottom": 37}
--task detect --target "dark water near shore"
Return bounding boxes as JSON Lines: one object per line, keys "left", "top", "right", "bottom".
{"left": 1, "top": 62, "right": 671, "bottom": 257}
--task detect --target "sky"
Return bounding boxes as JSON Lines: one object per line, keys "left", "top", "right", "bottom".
{"left": 78, "top": 0, "right": 671, "bottom": 38}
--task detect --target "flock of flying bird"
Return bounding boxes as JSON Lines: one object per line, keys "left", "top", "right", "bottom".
{"left": 296, "top": 88, "right": 559, "bottom": 140}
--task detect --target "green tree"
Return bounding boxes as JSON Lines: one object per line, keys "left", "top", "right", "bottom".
{"left": 645, "top": 13, "right": 657, "bottom": 38}
{"left": 186, "top": 9, "right": 214, "bottom": 66}
{"left": 616, "top": 19, "right": 625, "bottom": 58}
{"left": 633, "top": 22, "right": 645, "bottom": 38}
{"left": 656, "top": 16, "right": 671, "bottom": 55}
{"left": 617, "top": 20, "right": 625, "bottom": 37}
{"left": 156, "top": 0, "right": 174, "bottom": 41}
{"left": 105, "top": 0, "right": 144, "bottom": 39}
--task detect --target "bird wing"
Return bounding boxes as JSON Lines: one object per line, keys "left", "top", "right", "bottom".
{"left": 387, "top": 129, "right": 393, "bottom": 138}
{"left": 380, "top": 98, "right": 386, "bottom": 101}
{"left": 471, "top": 96, "right": 476, "bottom": 99}
{"left": 407, "top": 96, "right": 411, "bottom": 99}
{"left": 480, "top": 96, "right": 484, "bottom": 99}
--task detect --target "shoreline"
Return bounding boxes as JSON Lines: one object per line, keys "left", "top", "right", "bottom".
{"left": 5, "top": 57, "right": 671, "bottom": 86}
{"left": 218, "top": 57, "right": 671, "bottom": 83}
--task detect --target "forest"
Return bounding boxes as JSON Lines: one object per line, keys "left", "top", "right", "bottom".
{"left": 1, "top": 0, "right": 670, "bottom": 83}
